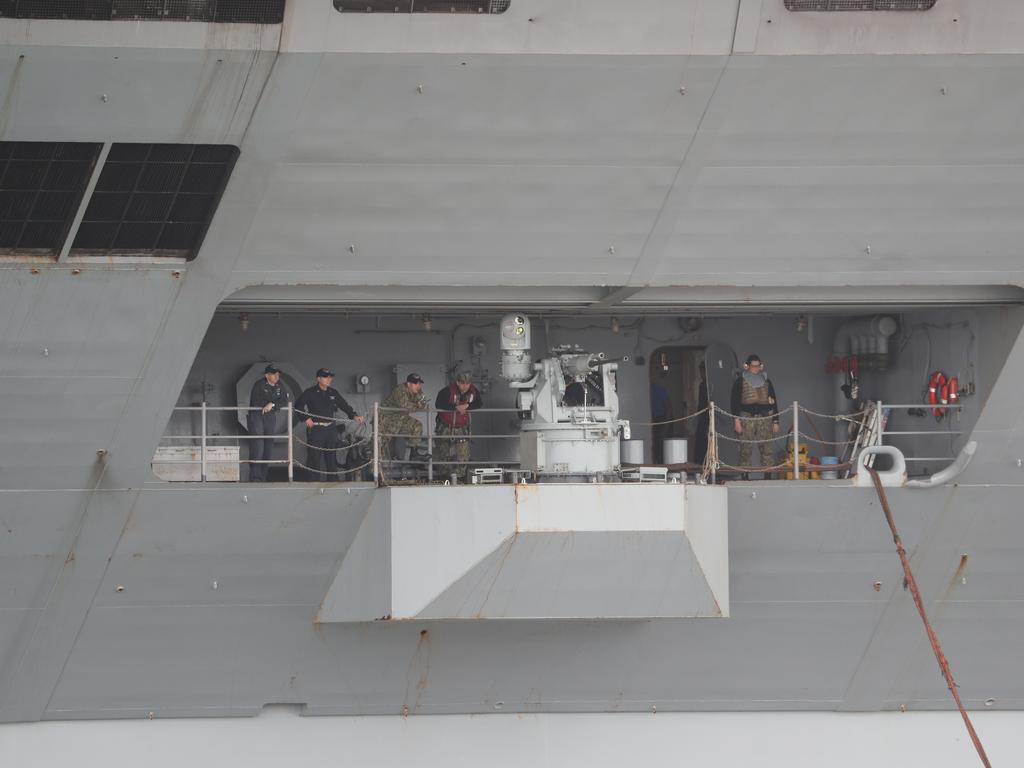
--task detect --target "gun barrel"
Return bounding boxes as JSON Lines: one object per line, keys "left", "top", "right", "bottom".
{"left": 589, "top": 355, "right": 629, "bottom": 368}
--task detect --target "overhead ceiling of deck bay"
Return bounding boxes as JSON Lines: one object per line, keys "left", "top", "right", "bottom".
{"left": 220, "top": 284, "right": 1024, "bottom": 316}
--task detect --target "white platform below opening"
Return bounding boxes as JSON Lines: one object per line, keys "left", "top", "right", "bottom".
{"left": 318, "top": 484, "right": 728, "bottom": 622}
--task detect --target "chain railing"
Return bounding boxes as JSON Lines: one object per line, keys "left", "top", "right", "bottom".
{"left": 290, "top": 405, "right": 375, "bottom": 481}
{"left": 699, "top": 399, "right": 965, "bottom": 481}
{"left": 375, "top": 403, "right": 526, "bottom": 486}
{"left": 155, "top": 401, "right": 526, "bottom": 485}
{"left": 703, "top": 401, "right": 869, "bottom": 481}
{"left": 156, "top": 398, "right": 966, "bottom": 484}
{"left": 154, "top": 402, "right": 377, "bottom": 483}
{"left": 709, "top": 402, "right": 795, "bottom": 479}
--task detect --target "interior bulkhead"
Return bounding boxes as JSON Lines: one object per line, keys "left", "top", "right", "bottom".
{"left": 157, "top": 288, "right": 1024, "bottom": 483}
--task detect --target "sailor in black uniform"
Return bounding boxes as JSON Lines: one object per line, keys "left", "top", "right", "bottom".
{"left": 294, "top": 368, "right": 365, "bottom": 482}
{"left": 247, "top": 364, "right": 290, "bottom": 482}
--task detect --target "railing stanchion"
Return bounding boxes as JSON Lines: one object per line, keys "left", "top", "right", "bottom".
{"left": 286, "top": 402, "right": 294, "bottom": 483}
{"left": 877, "top": 400, "right": 885, "bottom": 446}
{"left": 426, "top": 403, "right": 434, "bottom": 482}
{"left": 793, "top": 401, "right": 800, "bottom": 481}
{"left": 372, "top": 401, "right": 380, "bottom": 485}
{"left": 709, "top": 402, "right": 717, "bottom": 485}
{"left": 200, "top": 401, "right": 208, "bottom": 483}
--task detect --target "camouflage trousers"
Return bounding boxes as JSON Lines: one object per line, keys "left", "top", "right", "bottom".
{"left": 432, "top": 424, "right": 471, "bottom": 480}
{"left": 378, "top": 413, "right": 422, "bottom": 460}
{"left": 737, "top": 413, "right": 777, "bottom": 469}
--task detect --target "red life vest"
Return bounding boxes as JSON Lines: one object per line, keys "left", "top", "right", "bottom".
{"left": 438, "top": 383, "right": 478, "bottom": 428}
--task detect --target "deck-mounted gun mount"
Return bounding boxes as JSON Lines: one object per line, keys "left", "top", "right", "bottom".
{"left": 500, "top": 313, "right": 630, "bottom": 477}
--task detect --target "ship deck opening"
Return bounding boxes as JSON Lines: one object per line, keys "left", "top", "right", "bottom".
{"left": 153, "top": 287, "right": 1024, "bottom": 485}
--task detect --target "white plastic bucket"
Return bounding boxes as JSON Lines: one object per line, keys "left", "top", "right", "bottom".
{"left": 663, "top": 438, "right": 688, "bottom": 465}
{"left": 620, "top": 439, "right": 644, "bottom": 465}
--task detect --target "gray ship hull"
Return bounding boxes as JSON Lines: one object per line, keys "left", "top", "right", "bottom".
{"left": 2, "top": 2, "right": 1024, "bottom": 765}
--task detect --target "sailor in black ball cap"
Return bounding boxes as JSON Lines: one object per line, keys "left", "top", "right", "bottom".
{"left": 294, "top": 368, "right": 365, "bottom": 482}
{"left": 247, "top": 364, "right": 290, "bottom": 482}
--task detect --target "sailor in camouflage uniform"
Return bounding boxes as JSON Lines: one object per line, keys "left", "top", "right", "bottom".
{"left": 379, "top": 373, "right": 428, "bottom": 461}
{"left": 730, "top": 354, "right": 780, "bottom": 475}
{"left": 433, "top": 371, "right": 483, "bottom": 481}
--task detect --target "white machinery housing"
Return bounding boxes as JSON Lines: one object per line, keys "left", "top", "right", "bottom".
{"left": 500, "top": 314, "right": 630, "bottom": 476}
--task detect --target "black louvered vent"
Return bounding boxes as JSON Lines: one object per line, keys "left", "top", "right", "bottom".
{"left": 0, "top": 142, "right": 101, "bottom": 256}
{"left": 785, "top": 1, "right": 935, "bottom": 10}
{"left": 334, "top": 0, "right": 509, "bottom": 13}
{"left": 72, "top": 143, "right": 238, "bottom": 261}
{"left": 0, "top": 1, "right": 285, "bottom": 23}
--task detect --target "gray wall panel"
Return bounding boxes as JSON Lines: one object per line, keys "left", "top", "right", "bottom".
{"left": 216, "top": 54, "right": 1024, "bottom": 287}
{"left": 94, "top": 553, "right": 346, "bottom": 609}
{"left": 0, "top": 492, "right": 94, "bottom": 712}
{"left": 0, "top": 270, "right": 181, "bottom": 379}
{"left": 888, "top": 601, "right": 1024, "bottom": 709}
{"left": 285, "top": 54, "right": 721, "bottom": 165}
{"left": 47, "top": 604, "right": 318, "bottom": 717}
{"left": 0, "top": 483, "right": 1015, "bottom": 720}
{"left": 18, "top": 485, "right": 1013, "bottom": 718}
{"left": 118, "top": 487, "right": 374, "bottom": 557}
{"left": 0, "top": 46, "right": 275, "bottom": 145}
{"left": 0, "top": 270, "right": 183, "bottom": 488}
{"left": 0, "top": 490, "right": 138, "bottom": 721}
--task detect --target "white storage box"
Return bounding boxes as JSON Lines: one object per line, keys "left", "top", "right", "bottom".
{"left": 152, "top": 446, "right": 240, "bottom": 482}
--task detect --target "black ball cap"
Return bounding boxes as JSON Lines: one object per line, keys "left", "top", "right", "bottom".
{"left": 264, "top": 364, "right": 281, "bottom": 374}
{"left": 316, "top": 368, "right": 335, "bottom": 378}
{"left": 406, "top": 373, "right": 424, "bottom": 384}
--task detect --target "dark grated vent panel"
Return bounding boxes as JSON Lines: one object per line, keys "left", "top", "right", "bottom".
{"left": 334, "top": 0, "right": 509, "bottom": 13}
{"left": 0, "top": 0, "right": 285, "bottom": 23}
{"left": 785, "top": 1, "right": 936, "bottom": 10}
{"left": 0, "top": 142, "right": 101, "bottom": 256}
{"left": 72, "top": 143, "right": 238, "bottom": 260}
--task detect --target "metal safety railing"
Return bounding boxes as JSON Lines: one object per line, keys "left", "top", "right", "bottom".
{"left": 699, "top": 399, "right": 966, "bottom": 482}
{"left": 155, "top": 403, "right": 296, "bottom": 483}
{"left": 156, "top": 398, "right": 966, "bottom": 484}
{"left": 873, "top": 401, "right": 963, "bottom": 463}
{"left": 155, "top": 401, "right": 526, "bottom": 485}
{"left": 375, "top": 403, "right": 526, "bottom": 485}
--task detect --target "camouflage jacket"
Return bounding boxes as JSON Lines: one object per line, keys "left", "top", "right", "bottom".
{"left": 382, "top": 384, "right": 427, "bottom": 414}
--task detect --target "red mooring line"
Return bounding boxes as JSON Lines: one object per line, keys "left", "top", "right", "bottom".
{"left": 868, "top": 468, "right": 992, "bottom": 768}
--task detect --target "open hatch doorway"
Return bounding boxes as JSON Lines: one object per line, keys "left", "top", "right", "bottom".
{"left": 649, "top": 346, "right": 707, "bottom": 465}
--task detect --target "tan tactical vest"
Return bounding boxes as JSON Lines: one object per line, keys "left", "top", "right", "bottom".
{"left": 741, "top": 378, "right": 771, "bottom": 406}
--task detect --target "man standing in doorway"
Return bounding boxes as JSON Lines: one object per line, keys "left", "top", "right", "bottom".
{"left": 247, "top": 364, "right": 290, "bottom": 482}
{"left": 731, "top": 354, "right": 780, "bottom": 476}
{"left": 295, "top": 368, "right": 365, "bottom": 482}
